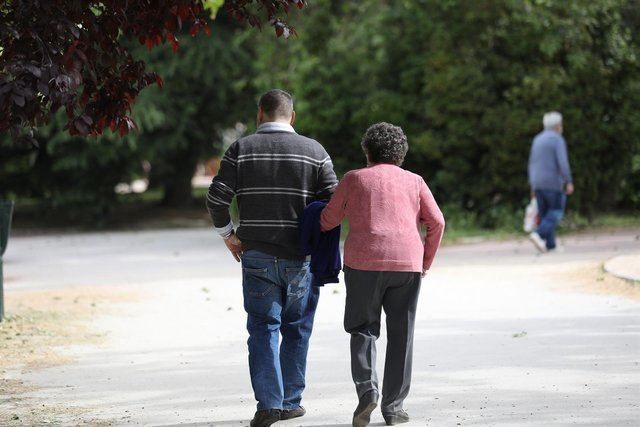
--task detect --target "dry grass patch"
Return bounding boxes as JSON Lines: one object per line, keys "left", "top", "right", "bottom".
{"left": 552, "top": 262, "right": 640, "bottom": 301}
{"left": 0, "top": 286, "right": 136, "bottom": 426}
{"left": 0, "top": 286, "right": 137, "bottom": 370}
{"left": 0, "top": 390, "right": 110, "bottom": 426}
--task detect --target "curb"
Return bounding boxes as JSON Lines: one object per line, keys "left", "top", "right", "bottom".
{"left": 603, "top": 253, "right": 640, "bottom": 283}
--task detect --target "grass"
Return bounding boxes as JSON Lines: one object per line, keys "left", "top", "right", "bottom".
{"left": 442, "top": 210, "right": 640, "bottom": 244}
{"left": 443, "top": 226, "right": 516, "bottom": 244}
{"left": 565, "top": 212, "right": 640, "bottom": 230}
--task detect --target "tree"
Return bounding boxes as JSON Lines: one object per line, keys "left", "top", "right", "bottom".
{"left": 0, "top": 0, "right": 305, "bottom": 140}
{"left": 130, "top": 12, "right": 255, "bottom": 206}
{"left": 253, "top": 1, "right": 392, "bottom": 172}
{"left": 4, "top": 0, "right": 640, "bottom": 223}
{"left": 0, "top": 113, "right": 140, "bottom": 224}
{"left": 260, "top": 0, "right": 640, "bottom": 221}
{"left": 398, "top": 0, "right": 640, "bottom": 218}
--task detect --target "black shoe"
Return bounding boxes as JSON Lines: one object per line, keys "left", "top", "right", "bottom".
{"left": 280, "top": 406, "right": 306, "bottom": 420}
{"left": 352, "top": 390, "right": 379, "bottom": 427}
{"left": 250, "top": 409, "right": 281, "bottom": 427}
{"left": 382, "top": 410, "right": 410, "bottom": 426}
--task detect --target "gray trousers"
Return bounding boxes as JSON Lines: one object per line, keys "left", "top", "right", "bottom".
{"left": 343, "top": 266, "right": 421, "bottom": 414}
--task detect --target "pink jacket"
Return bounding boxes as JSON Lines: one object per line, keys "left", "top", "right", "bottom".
{"left": 320, "top": 164, "right": 445, "bottom": 273}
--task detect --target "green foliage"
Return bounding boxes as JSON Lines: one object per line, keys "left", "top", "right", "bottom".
{"left": 129, "top": 17, "right": 255, "bottom": 206}
{"left": 3, "top": 0, "right": 640, "bottom": 229}
{"left": 255, "top": 0, "right": 640, "bottom": 222}
{"left": 203, "top": 0, "right": 225, "bottom": 18}
{"left": 1, "top": 14, "right": 255, "bottom": 222}
{"left": 1, "top": 114, "right": 139, "bottom": 225}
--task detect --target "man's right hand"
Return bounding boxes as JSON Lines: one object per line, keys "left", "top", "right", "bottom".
{"left": 565, "top": 182, "right": 574, "bottom": 196}
{"left": 224, "top": 233, "right": 243, "bottom": 262}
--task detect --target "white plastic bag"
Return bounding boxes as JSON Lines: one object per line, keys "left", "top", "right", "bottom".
{"left": 523, "top": 197, "right": 538, "bottom": 233}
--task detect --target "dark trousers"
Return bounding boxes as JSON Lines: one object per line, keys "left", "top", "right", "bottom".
{"left": 343, "top": 266, "right": 422, "bottom": 414}
{"left": 535, "top": 189, "right": 566, "bottom": 250}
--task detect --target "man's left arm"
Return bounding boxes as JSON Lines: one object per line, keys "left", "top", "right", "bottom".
{"left": 556, "top": 136, "right": 574, "bottom": 194}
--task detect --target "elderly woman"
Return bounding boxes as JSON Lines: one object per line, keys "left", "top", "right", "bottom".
{"left": 320, "top": 123, "right": 445, "bottom": 427}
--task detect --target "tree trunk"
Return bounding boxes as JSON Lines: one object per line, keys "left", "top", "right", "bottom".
{"left": 161, "top": 174, "right": 194, "bottom": 207}
{"left": 160, "top": 155, "right": 198, "bottom": 207}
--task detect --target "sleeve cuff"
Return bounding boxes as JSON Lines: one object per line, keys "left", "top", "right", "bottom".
{"left": 214, "top": 221, "right": 234, "bottom": 238}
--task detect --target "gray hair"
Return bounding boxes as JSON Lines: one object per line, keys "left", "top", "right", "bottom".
{"left": 259, "top": 89, "right": 294, "bottom": 120}
{"left": 361, "top": 122, "right": 408, "bottom": 166}
{"left": 543, "top": 111, "right": 563, "bottom": 129}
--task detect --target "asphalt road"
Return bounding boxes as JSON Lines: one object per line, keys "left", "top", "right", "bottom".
{"left": 5, "top": 228, "right": 640, "bottom": 292}
{"left": 3, "top": 228, "right": 640, "bottom": 426}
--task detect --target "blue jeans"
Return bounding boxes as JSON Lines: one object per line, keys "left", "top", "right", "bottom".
{"left": 535, "top": 189, "right": 566, "bottom": 250}
{"left": 241, "top": 250, "right": 320, "bottom": 411}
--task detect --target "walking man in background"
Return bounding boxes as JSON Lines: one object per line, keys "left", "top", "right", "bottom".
{"left": 206, "top": 89, "right": 338, "bottom": 427}
{"left": 528, "top": 111, "right": 574, "bottom": 252}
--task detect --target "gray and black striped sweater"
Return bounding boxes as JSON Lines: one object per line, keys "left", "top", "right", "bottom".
{"left": 206, "top": 126, "right": 338, "bottom": 259}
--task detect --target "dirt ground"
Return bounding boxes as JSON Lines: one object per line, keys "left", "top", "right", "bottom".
{"left": 0, "top": 287, "right": 136, "bottom": 426}
{"left": 552, "top": 262, "right": 640, "bottom": 301}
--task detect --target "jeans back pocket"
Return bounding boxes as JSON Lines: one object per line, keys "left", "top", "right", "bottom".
{"left": 242, "top": 267, "right": 275, "bottom": 297}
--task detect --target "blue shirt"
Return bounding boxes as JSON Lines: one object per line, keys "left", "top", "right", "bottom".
{"left": 528, "top": 129, "right": 573, "bottom": 192}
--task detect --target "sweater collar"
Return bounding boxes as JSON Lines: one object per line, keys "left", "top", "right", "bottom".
{"left": 257, "top": 122, "right": 296, "bottom": 134}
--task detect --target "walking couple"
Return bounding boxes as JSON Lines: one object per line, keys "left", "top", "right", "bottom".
{"left": 206, "top": 89, "right": 446, "bottom": 427}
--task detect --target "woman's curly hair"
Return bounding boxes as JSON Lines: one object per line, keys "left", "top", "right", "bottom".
{"left": 361, "top": 122, "right": 408, "bottom": 166}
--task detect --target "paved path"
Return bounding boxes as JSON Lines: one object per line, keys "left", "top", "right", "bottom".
{"left": 2, "top": 228, "right": 640, "bottom": 426}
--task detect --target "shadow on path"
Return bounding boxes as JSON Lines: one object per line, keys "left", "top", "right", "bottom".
{"left": 159, "top": 421, "right": 247, "bottom": 426}
{"left": 158, "top": 422, "right": 382, "bottom": 427}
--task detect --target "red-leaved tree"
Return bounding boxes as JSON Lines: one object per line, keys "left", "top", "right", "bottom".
{"left": 0, "top": 0, "right": 304, "bottom": 140}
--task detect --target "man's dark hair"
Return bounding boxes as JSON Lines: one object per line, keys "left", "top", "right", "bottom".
{"left": 361, "top": 122, "right": 409, "bottom": 166}
{"left": 258, "top": 89, "right": 294, "bottom": 119}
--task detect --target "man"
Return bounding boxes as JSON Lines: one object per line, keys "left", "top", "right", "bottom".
{"left": 206, "top": 89, "right": 338, "bottom": 427}
{"left": 528, "top": 111, "right": 574, "bottom": 253}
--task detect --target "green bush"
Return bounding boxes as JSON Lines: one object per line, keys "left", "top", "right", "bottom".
{"left": 1, "top": 114, "right": 140, "bottom": 226}
{"left": 256, "top": 0, "right": 640, "bottom": 222}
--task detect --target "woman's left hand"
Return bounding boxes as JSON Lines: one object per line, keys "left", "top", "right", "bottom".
{"left": 421, "top": 269, "right": 427, "bottom": 278}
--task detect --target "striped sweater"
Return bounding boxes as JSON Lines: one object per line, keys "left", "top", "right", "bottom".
{"left": 206, "top": 122, "right": 338, "bottom": 259}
